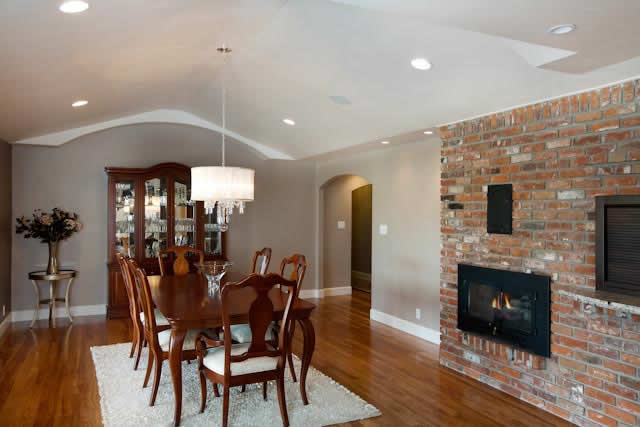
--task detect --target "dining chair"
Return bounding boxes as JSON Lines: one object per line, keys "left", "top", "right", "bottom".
{"left": 230, "top": 248, "right": 273, "bottom": 344}
{"left": 250, "top": 247, "right": 272, "bottom": 275}
{"left": 130, "top": 259, "right": 212, "bottom": 406}
{"left": 279, "top": 254, "right": 307, "bottom": 383}
{"left": 195, "top": 273, "right": 298, "bottom": 427}
{"left": 157, "top": 245, "right": 204, "bottom": 276}
{"left": 115, "top": 252, "right": 145, "bottom": 370}
{"left": 119, "top": 255, "right": 171, "bottom": 370}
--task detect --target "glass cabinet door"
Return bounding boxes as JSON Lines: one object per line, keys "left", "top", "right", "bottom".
{"left": 114, "top": 180, "right": 136, "bottom": 257}
{"left": 144, "top": 177, "right": 168, "bottom": 258}
{"left": 204, "top": 208, "right": 223, "bottom": 256}
{"left": 174, "top": 179, "right": 196, "bottom": 247}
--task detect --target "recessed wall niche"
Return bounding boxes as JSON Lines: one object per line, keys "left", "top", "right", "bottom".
{"left": 487, "top": 184, "right": 513, "bottom": 235}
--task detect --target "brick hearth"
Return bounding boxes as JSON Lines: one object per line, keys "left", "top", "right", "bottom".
{"left": 439, "top": 79, "right": 640, "bottom": 426}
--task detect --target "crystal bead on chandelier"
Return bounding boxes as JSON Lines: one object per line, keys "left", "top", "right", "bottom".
{"left": 190, "top": 47, "right": 254, "bottom": 231}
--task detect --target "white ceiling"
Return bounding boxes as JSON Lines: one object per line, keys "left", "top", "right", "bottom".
{"left": 2, "top": 0, "right": 640, "bottom": 158}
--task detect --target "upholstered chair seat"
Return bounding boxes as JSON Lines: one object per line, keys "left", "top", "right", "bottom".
{"left": 140, "top": 310, "right": 169, "bottom": 326}
{"left": 157, "top": 329, "right": 205, "bottom": 352}
{"left": 202, "top": 343, "right": 279, "bottom": 376}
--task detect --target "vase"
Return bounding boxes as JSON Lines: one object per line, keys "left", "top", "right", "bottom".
{"left": 47, "top": 241, "right": 59, "bottom": 275}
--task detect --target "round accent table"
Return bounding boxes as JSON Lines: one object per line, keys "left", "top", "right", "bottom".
{"left": 28, "top": 270, "right": 77, "bottom": 328}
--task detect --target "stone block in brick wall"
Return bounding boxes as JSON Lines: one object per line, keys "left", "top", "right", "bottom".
{"left": 439, "top": 78, "right": 640, "bottom": 427}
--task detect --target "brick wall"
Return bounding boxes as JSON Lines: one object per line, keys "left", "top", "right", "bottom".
{"left": 439, "top": 79, "right": 640, "bottom": 426}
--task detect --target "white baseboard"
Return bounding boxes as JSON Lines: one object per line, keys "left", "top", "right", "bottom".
{"left": 0, "top": 314, "right": 10, "bottom": 337}
{"left": 299, "top": 286, "right": 352, "bottom": 299}
{"left": 11, "top": 304, "right": 106, "bottom": 322}
{"left": 370, "top": 309, "right": 441, "bottom": 345}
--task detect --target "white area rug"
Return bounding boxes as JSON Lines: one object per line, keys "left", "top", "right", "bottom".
{"left": 91, "top": 343, "right": 380, "bottom": 426}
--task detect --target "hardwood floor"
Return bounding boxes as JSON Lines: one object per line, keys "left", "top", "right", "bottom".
{"left": 0, "top": 291, "right": 569, "bottom": 426}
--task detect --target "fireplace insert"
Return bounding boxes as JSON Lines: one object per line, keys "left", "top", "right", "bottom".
{"left": 457, "top": 264, "right": 551, "bottom": 357}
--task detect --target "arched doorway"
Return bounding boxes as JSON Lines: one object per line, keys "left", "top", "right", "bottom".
{"left": 318, "top": 174, "right": 372, "bottom": 302}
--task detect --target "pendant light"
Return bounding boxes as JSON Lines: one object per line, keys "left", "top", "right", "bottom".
{"left": 191, "top": 46, "right": 255, "bottom": 231}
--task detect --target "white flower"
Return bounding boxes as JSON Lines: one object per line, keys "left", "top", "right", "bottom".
{"left": 40, "top": 214, "right": 53, "bottom": 225}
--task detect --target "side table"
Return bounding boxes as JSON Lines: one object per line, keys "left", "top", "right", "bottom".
{"left": 28, "top": 270, "right": 77, "bottom": 328}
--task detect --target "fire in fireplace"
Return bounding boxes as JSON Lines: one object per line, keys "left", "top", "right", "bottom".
{"left": 457, "top": 264, "right": 551, "bottom": 357}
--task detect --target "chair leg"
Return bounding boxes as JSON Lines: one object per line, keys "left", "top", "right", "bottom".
{"left": 263, "top": 381, "right": 267, "bottom": 400}
{"left": 149, "top": 352, "right": 162, "bottom": 406}
{"left": 287, "top": 351, "right": 297, "bottom": 383}
{"left": 143, "top": 348, "right": 153, "bottom": 388}
{"left": 240, "top": 384, "right": 246, "bottom": 393}
{"left": 287, "top": 321, "right": 297, "bottom": 383}
{"left": 276, "top": 373, "right": 290, "bottom": 427}
{"left": 199, "top": 369, "right": 207, "bottom": 413}
{"left": 134, "top": 332, "right": 144, "bottom": 370}
{"left": 222, "top": 383, "right": 230, "bottom": 427}
{"left": 129, "top": 327, "right": 137, "bottom": 358}
{"left": 213, "top": 382, "right": 220, "bottom": 398}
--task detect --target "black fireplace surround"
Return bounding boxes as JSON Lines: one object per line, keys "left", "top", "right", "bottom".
{"left": 457, "top": 264, "right": 551, "bottom": 357}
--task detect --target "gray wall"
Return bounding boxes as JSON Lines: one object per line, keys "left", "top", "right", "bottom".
{"left": 11, "top": 124, "right": 316, "bottom": 312}
{"left": 315, "top": 138, "right": 442, "bottom": 332}
{"left": 10, "top": 125, "right": 441, "bottom": 336}
{"left": 0, "top": 139, "right": 11, "bottom": 320}
{"left": 322, "top": 175, "right": 369, "bottom": 288}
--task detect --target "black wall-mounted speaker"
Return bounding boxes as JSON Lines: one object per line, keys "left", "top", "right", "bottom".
{"left": 487, "top": 184, "right": 513, "bottom": 235}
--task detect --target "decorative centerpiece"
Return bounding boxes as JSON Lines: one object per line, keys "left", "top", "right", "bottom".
{"left": 16, "top": 208, "right": 82, "bottom": 275}
{"left": 196, "top": 261, "right": 233, "bottom": 294}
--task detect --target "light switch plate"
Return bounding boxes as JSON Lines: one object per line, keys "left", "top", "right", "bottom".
{"left": 379, "top": 224, "right": 388, "bottom": 235}
{"left": 337, "top": 220, "right": 346, "bottom": 230}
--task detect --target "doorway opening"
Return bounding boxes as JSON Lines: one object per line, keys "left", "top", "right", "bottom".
{"left": 351, "top": 183, "right": 372, "bottom": 293}
{"left": 320, "top": 175, "right": 372, "bottom": 306}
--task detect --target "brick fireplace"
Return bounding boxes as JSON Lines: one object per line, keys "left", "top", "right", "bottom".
{"left": 439, "top": 79, "right": 640, "bottom": 426}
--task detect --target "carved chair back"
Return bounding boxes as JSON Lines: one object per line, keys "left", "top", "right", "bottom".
{"left": 279, "top": 254, "right": 307, "bottom": 298}
{"left": 220, "top": 273, "right": 298, "bottom": 376}
{"left": 250, "top": 248, "right": 272, "bottom": 274}
{"left": 115, "top": 253, "right": 140, "bottom": 322}
{"left": 128, "top": 259, "right": 161, "bottom": 348}
{"left": 158, "top": 245, "right": 204, "bottom": 276}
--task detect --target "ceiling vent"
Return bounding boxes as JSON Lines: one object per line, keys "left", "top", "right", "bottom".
{"left": 329, "top": 95, "right": 352, "bottom": 105}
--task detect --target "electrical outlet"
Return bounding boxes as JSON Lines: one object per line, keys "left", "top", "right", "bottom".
{"left": 415, "top": 308, "right": 421, "bottom": 320}
{"left": 337, "top": 220, "right": 345, "bottom": 230}
{"left": 379, "top": 224, "right": 388, "bottom": 235}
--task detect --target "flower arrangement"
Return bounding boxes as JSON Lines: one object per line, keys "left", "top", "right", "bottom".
{"left": 16, "top": 208, "right": 82, "bottom": 243}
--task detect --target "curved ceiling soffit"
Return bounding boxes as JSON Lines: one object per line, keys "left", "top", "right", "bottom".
{"left": 10, "top": 109, "right": 293, "bottom": 160}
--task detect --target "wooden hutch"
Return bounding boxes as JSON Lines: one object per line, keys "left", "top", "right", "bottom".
{"left": 105, "top": 162, "right": 226, "bottom": 318}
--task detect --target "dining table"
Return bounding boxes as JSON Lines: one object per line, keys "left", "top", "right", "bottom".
{"left": 148, "top": 271, "right": 317, "bottom": 427}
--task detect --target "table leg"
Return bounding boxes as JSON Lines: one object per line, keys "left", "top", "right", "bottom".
{"left": 65, "top": 277, "right": 75, "bottom": 322}
{"left": 169, "top": 328, "right": 187, "bottom": 427}
{"left": 298, "top": 318, "right": 315, "bottom": 405}
{"left": 30, "top": 280, "right": 40, "bottom": 328}
{"left": 50, "top": 281, "right": 56, "bottom": 328}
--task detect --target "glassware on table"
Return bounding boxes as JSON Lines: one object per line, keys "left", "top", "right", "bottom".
{"left": 196, "top": 261, "right": 233, "bottom": 295}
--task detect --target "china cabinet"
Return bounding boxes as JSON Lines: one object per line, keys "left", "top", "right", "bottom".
{"left": 106, "top": 163, "right": 226, "bottom": 318}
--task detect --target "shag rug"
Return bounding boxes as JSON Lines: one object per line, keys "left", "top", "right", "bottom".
{"left": 91, "top": 343, "right": 380, "bottom": 426}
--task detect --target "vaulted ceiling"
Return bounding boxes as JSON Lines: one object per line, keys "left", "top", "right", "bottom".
{"left": 2, "top": 0, "right": 640, "bottom": 158}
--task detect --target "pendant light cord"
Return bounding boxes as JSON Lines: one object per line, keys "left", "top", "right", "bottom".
{"left": 222, "top": 86, "right": 226, "bottom": 167}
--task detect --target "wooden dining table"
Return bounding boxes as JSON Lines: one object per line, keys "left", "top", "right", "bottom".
{"left": 148, "top": 272, "right": 317, "bottom": 427}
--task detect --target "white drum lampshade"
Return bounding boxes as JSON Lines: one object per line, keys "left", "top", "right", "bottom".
{"left": 191, "top": 166, "right": 255, "bottom": 202}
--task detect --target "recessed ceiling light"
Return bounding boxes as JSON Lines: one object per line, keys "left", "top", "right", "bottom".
{"left": 283, "top": 118, "right": 295, "bottom": 126}
{"left": 411, "top": 58, "right": 432, "bottom": 71}
{"left": 59, "top": 1, "right": 89, "bottom": 14}
{"left": 548, "top": 24, "right": 576, "bottom": 35}
{"left": 423, "top": 130, "right": 434, "bottom": 135}
{"left": 380, "top": 140, "right": 390, "bottom": 145}
{"left": 72, "top": 100, "right": 88, "bottom": 107}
